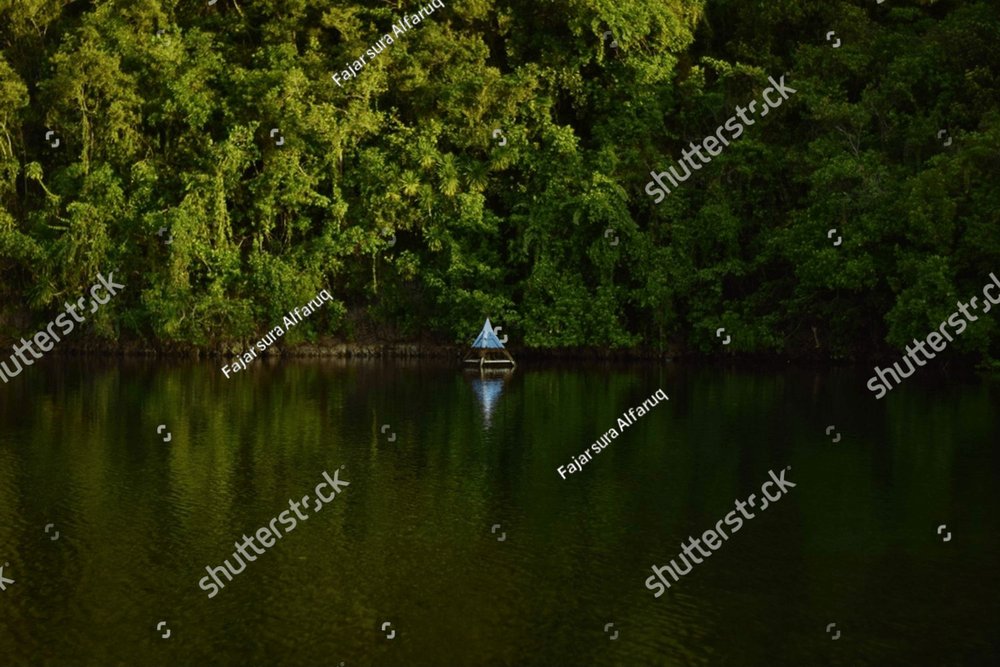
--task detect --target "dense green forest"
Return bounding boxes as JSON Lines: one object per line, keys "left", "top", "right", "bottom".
{"left": 0, "top": 0, "right": 998, "bottom": 359}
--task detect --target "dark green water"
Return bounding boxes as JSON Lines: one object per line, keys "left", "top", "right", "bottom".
{"left": 0, "top": 360, "right": 997, "bottom": 667}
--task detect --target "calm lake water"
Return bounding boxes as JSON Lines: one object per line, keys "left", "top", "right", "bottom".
{"left": 0, "top": 359, "right": 997, "bottom": 666}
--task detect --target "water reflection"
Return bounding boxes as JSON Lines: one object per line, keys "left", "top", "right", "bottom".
{"left": 464, "top": 369, "right": 512, "bottom": 427}
{"left": 0, "top": 360, "right": 996, "bottom": 667}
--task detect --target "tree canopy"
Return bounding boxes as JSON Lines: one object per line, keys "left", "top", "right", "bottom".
{"left": 0, "top": 0, "right": 997, "bottom": 360}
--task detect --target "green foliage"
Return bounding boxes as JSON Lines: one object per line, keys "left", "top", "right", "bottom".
{"left": 0, "top": 0, "right": 997, "bottom": 359}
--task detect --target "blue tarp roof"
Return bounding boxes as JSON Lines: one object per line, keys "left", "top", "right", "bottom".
{"left": 471, "top": 318, "right": 505, "bottom": 349}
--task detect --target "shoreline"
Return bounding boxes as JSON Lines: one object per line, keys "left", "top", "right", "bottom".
{"left": 1, "top": 338, "right": 992, "bottom": 371}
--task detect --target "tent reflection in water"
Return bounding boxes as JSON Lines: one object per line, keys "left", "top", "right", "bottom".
{"left": 463, "top": 317, "right": 516, "bottom": 368}
{"left": 466, "top": 373, "right": 509, "bottom": 426}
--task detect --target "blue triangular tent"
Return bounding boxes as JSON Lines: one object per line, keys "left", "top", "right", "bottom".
{"left": 471, "top": 317, "right": 505, "bottom": 349}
